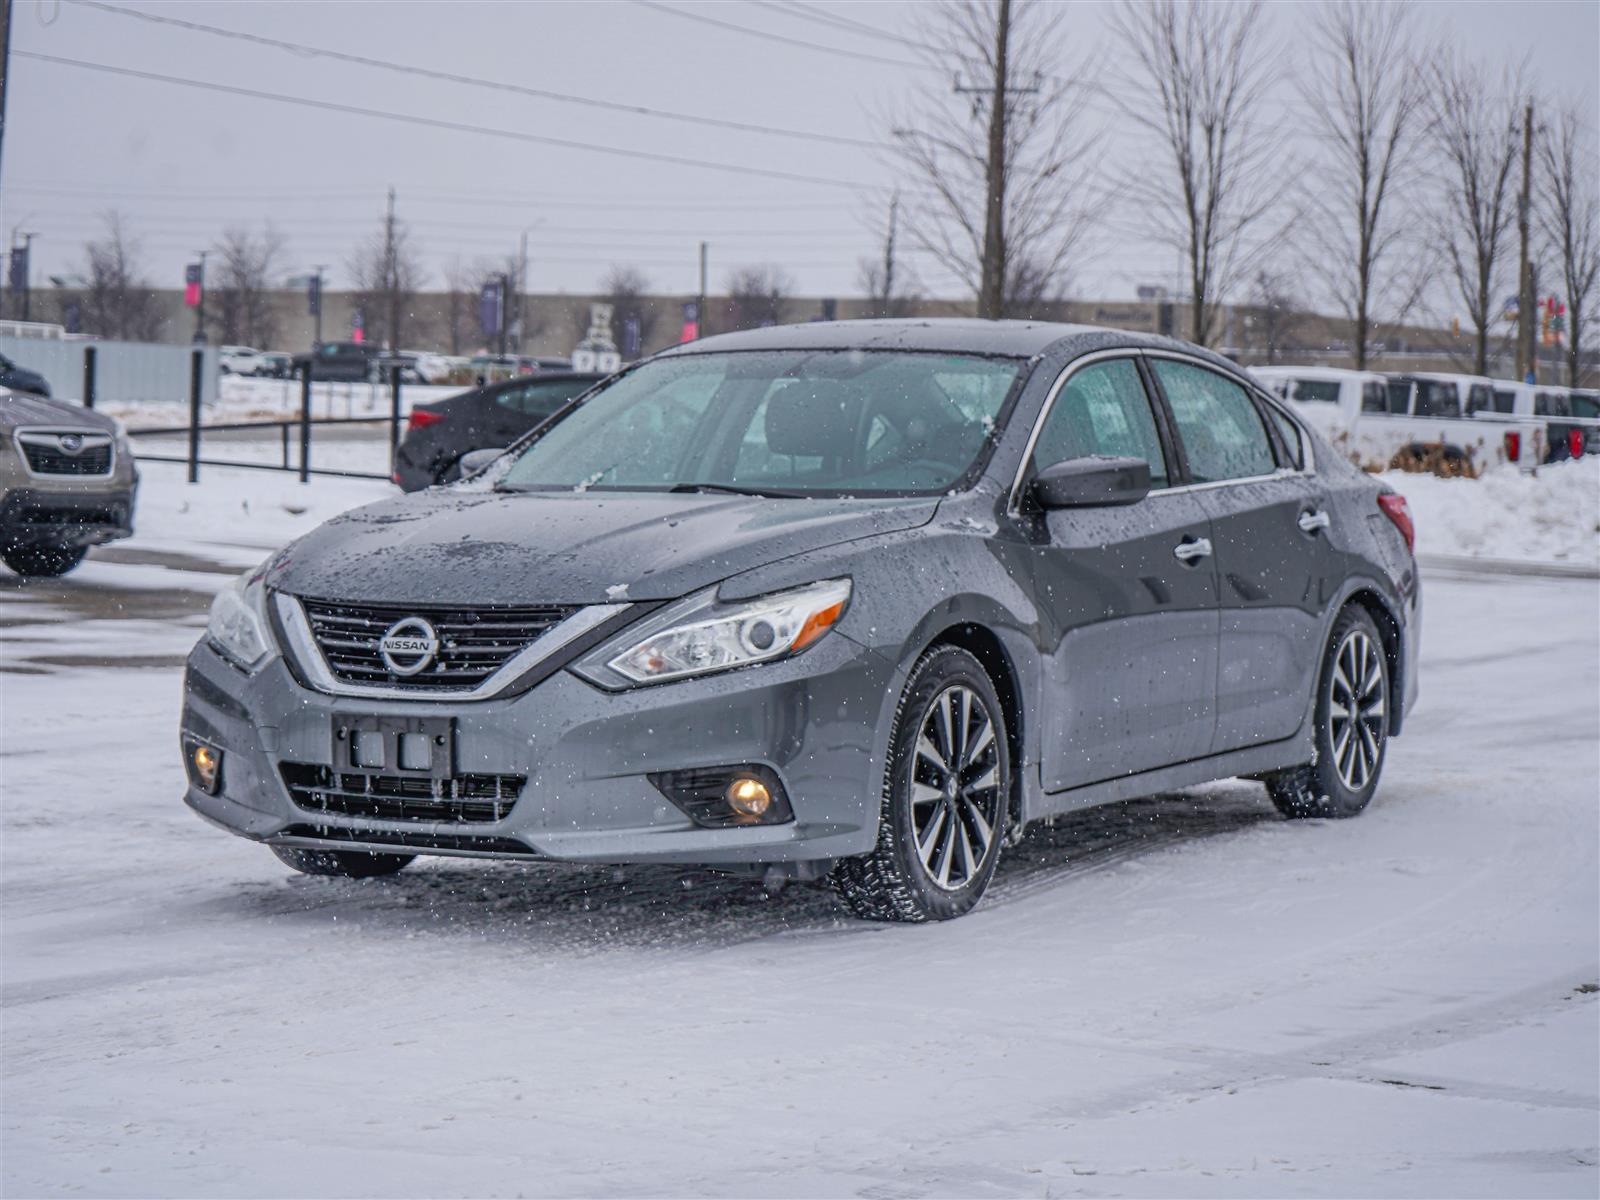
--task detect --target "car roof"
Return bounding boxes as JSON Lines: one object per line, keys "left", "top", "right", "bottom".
{"left": 1250, "top": 365, "right": 1384, "bottom": 382}
{"left": 654, "top": 317, "right": 1232, "bottom": 366}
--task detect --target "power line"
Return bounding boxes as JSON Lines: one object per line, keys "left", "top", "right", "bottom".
{"left": 630, "top": 0, "right": 931, "bottom": 71}
{"left": 65, "top": 0, "right": 890, "bottom": 151}
{"left": 753, "top": 1, "right": 937, "bottom": 54}
{"left": 15, "top": 52, "right": 873, "bottom": 190}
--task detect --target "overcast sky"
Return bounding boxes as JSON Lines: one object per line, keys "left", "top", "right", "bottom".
{"left": 5, "top": 0, "right": 1597, "bottom": 307}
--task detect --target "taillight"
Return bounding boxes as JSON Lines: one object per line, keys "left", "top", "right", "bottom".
{"left": 1504, "top": 430, "right": 1520, "bottom": 461}
{"left": 1377, "top": 493, "right": 1415, "bottom": 555}
{"left": 406, "top": 408, "right": 445, "bottom": 431}
{"left": 1569, "top": 429, "right": 1585, "bottom": 460}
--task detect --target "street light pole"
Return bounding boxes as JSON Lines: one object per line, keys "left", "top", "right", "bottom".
{"left": 193, "top": 249, "right": 207, "bottom": 344}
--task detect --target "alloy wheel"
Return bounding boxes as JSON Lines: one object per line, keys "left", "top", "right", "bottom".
{"left": 910, "top": 684, "right": 1004, "bottom": 891}
{"left": 1329, "top": 629, "right": 1386, "bottom": 792}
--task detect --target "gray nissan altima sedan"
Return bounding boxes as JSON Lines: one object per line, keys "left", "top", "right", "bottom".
{"left": 181, "top": 320, "right": 1420, "bottom": 921}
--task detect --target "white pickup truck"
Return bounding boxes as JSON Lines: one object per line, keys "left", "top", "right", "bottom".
{"left": 1251, "top": 366, "right": 1550, "bottom": 474}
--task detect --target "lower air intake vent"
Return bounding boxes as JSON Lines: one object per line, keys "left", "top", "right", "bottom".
{"left": 280, "top": 762, "right": 525, "bottom": 824}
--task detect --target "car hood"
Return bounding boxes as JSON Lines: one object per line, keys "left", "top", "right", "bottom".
{"left": 0, "top": 390, "right": 112, "bottom": 430}
{"left": 267, "top": 489, "right": 939, "bottom": 605}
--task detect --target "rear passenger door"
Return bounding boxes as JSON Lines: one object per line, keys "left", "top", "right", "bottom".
{"left": 1147, "top": 357, "right": 1336, "bottom": 755}
{"left": 1024, "top": 357, "right": 1219, "bottom": 792}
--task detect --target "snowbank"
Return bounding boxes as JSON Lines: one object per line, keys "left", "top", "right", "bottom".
{"left": 1379, "top": 456, "right": 1600, "bottom": 567}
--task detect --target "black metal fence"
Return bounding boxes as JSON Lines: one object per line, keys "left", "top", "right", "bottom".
{"left": 118, "top": 348, "right": 406, "bottom": 484}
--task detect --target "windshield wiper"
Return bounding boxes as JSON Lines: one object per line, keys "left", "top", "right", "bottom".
{"left": 666, "top": 482, "right": 805, "bottom": 498}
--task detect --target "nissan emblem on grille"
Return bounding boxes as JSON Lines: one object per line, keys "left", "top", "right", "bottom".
{"left": 378, "top": 617, "right": 441, "bottom": 675}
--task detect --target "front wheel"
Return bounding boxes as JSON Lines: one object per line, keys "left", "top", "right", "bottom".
{"left": 1266, "top": 606, "right": 1390, "bottom": 819}
{"left": 271, "top": 845, "right": 414, "bottom": 878}
{"left": 2, "top": 544, "right": 88, "bottom": 577}
{"left": 831, "top": 646, "right": 1010, "bottom": 922}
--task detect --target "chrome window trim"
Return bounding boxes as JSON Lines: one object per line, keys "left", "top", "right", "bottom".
{"left": 12, "top": 426, "right": 116, "bottom": 480}
{"left": 1006, "top": 348, "right": 1314, "bottom": 514}
{"left": 273, "top": 593, "right": 631, "bottom": 701}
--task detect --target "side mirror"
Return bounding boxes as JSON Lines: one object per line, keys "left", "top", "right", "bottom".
{"left": 456, "top": 447, "right": 507, "bottom": 479}
{"left": 1030, "top": 455, "right": 1151, "bottom": 509}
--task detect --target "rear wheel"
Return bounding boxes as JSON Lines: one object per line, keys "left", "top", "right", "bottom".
{"left": 1266, "top": 606, "right": 1390, "bottom": 819}
{"left": 271, "top": 845, "right": 414, "bottom": 878}
{"left": 1, "top": 544, "right": 88, "bottom": 577}
{"left": 830, "top": 646, "right": 1010, "bottom": 922}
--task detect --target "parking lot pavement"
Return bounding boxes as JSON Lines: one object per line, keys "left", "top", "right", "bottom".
{"left": 1, "top": 563, "right": 1596, "bottom": 1198}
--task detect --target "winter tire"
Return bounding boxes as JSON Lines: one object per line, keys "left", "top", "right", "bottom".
{"left": 1, "top": 544, "right": 88, "bottom": 578}
{"left": 271, "top": 845, "right": 415, "bottom": 878}
{"left": 831, "top": 645, "right": 1010, "bottom": 922}
{"left": 1266, "top": 606, "right": 1390, "bottom": 819}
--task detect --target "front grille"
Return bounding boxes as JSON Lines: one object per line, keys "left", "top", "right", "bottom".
{"left": 280, "top": 762, "right": 526, "bottom": 824}
{"left": 279, "top": 824, "right": 537, "bottom": 856}
{"left": 21, "top": 439, "right": 113, "bottom": 476}
{"left": 13, "top": 502, "right": 124, "bottom": 527}
{"left": 298, "top": 598, "right": 577, "bottom": 690}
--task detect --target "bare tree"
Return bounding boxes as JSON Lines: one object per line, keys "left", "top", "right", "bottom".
{"left": 599, "top": 265, "right": 659, "bottom": 356}
{"left": 1301, "top": 0, "right": 1428, "bottom": 368}
{"left": 858, "top": 193, "right": 921, "bottom": 318}
{"left": 1113, "top": 0, "right": 1282, "bottom": 347}
{"left": 440, "top": 257, "right": 477, "bottom": 356}
{"left": 76, "top": 212, "right": 164, "bottom": 342}
{"left": 1245, "top": 268, "right": 1306, "bottom": 365}
{"left": 207, "top": 224, "right": 285, "bottom": 348}
{"left": 1429, "top": 55, "right": 1523, "bottom": 376}
{"left": 892, "top": 0, "right": 1100, "bottom": 318}
{"left": 1537, "top": 103, "right": 1600, "bottom": 387}
{"left": 723, "top": 265, "right": 793, "bottom": 331}
{"left": 347, "top": 190, "right": 425, "bottom": 349}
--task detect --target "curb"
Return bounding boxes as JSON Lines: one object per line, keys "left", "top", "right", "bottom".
{"left": 1418, "top": 553, "right": 1600, "bottom": 580}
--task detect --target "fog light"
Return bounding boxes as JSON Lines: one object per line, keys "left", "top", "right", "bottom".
{"left": 648, "top": 764, "right": 793, "bottom": 828}
{"left": 727, "top": 776, "right": 772, "bottom": 819}
{"left": 190, "top": 742, "right": 222, "bottom": 794}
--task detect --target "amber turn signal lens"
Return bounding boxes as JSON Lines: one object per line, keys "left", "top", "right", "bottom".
{"left": 726, "top": 776, "right": 772, "bottom": 818}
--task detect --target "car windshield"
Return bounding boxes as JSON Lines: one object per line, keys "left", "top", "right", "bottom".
{"left": 495, "top": 349, "right": 1024, "bottom": 497}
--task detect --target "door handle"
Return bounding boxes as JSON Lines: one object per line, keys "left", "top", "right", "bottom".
{"left": 1298, "top": 509, "right": 1331, "bottom": 534}
{"left": 1173, "top": 537, "right": 1213, "bottom": 563}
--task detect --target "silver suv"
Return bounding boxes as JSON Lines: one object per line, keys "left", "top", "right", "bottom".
{"left": 0, "top": 390, "right": 138, "bottom": 577}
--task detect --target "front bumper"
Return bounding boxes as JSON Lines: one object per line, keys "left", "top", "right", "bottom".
{"left": 179, "top": 628, "right": 894, "bottom": 867}
{"left": 0, "top": 485, "right": 137, "bottom": 548}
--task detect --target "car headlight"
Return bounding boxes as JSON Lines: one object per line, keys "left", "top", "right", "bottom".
{"left": 571, "top": 578, "right": 851, "bottom": 689}
{"left": 206, "top": 567, "right": 274, "bottom": 670}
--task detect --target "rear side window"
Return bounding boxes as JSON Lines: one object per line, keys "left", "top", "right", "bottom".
{"left": 1466, "top": 385, "right": 1495, "bottom": 415}
{"left": 1151, "top": 360, "right": 1276, "bottom": 484}
{"left": 1030, "top": 359, "right": 1169, "bottom": 489}
{"left": 1414, "top": 380, "right": 1461, "bottom": 418}
{"left": 1290, "top": 379, "right": 1340, "bottom": 403}
{"left": 1362, "top": 381, "right": 1388, "bottom": 413}
{"left": 1493, "top": 390, "right": 1516, "bottom": 414}
{"left": 1264, "top": 402, "right": 1304, "bottom": 470}
{"left": 1534, "top": 391, "right": 1571, "bottom": 417}
{"left": 1385, "top": 380, "right": 1411, "bottom": 413}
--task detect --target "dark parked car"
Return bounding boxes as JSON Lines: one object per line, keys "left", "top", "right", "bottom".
{"left": 182, "top": 320, "right": 1420, "bottom": 922}
{"left": 291, "top": 341, "right": 381, "bottom": 383}
{"left": 0, "top": 352, "right": 51, "bottom": 398}
{"left": 392, "top": 372, "right": 605, "bottom": 491}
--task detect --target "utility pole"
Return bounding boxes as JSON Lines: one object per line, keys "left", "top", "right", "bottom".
{"left": 10, "top": 229, "right": 33, "bottom": 321}
{"left": 955, "top": 0, "right": 1033, "bottom": 321}
{"left": 311, "top": 264, "right": 326, "bottom": 347}
{"left": 192, "top": 248, "right": 207, "bottom": 343}
{"left": 0, "top": 0, "right": 14, "bottom": 208}
{"left": 697, "top": 240, "right": 708, "bottom": 339}
{"left": 880, "top": 192, "right": 899, "bottom": 316}
{"left": 497, "top": 273, "right": 509, "bottom": 357}
{"left": 517, "top": 229, "right": 527, "bottom": 354}
{"left": 1516, "top": 99, "right": 1535, "bottom": 384}
{"left": 382, "top": 185, "right": 398, "bottom": 350}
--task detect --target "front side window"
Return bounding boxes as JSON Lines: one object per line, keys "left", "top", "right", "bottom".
{"left": 496, "top": 350, "right": 1023, "bottom": 496}
{"left": 1362, "top": 381, "right": 1389, "bottom": 413}
{"left": 1385, "top": 379, "right": 1412, "bottom": 413}
{"left": 1466, "top": 385, "right": 1495, "bottom": 415}
{"left": 1152, "top": 360, "right": 1276, "bottom": 484}
{"left": 1030, "top": 359, "right": 1169, "bottom": 489}
{"left": 1493, "top": 389, "right": 1516, "bottom": 414}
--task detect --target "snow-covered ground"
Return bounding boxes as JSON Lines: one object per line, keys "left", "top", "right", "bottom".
{"left": 1381, "top": 456, "right": 1600, "bottom": 569}
{"left": 2, "top": 462, "right": 1597, "bottom": 1198}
